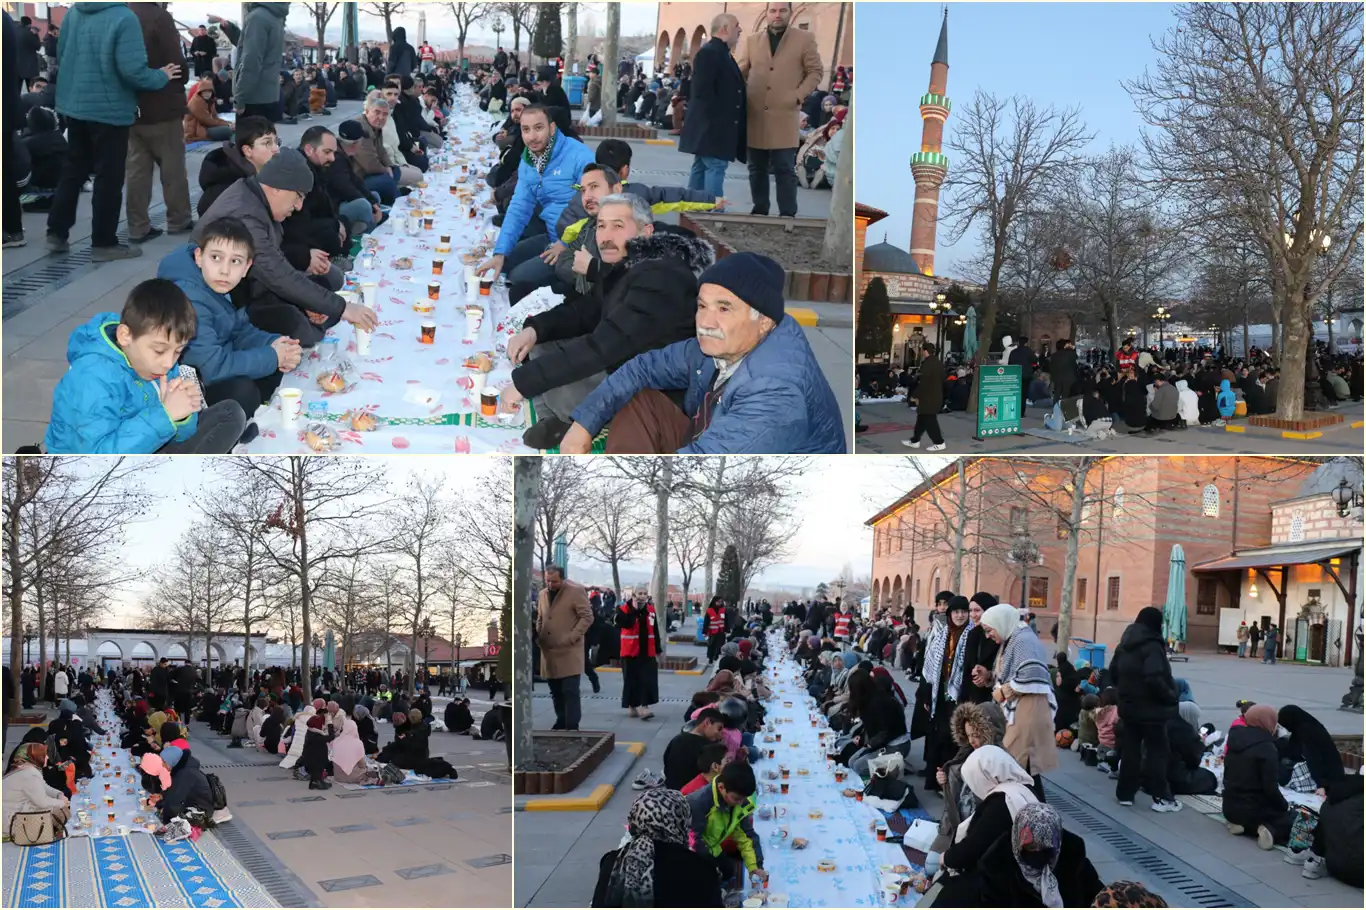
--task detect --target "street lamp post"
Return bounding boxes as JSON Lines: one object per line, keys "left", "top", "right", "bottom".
{"left": 491, "top": 18, "right": 505, "bottom": 58}
{"left": 1152, "top": 305, "right": 1172, "bottom": 351}
{"left": 928, "top": 292, "right": 949, "bottom": 357}
{"left": 1009, "top": 534, "right": 1041, "bottom": 616}
{"left": 1332, "top": 476, "right": 1363, "bottom": 712}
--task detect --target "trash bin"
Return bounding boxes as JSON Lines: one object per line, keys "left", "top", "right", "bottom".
{"left": 695, "top": 615, "right": 707, "bottom": 645}
{"left": 564, "top": 74, "right": 587, "bottom": 107}
{"left": 1069, "top": 637, "right": 1107, "bottom": 670}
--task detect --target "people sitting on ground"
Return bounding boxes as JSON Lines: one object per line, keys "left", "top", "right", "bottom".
{"left": 939, "top": 745, "right": 1039, "bottom": 876}
{"left": 344, "top": 97, "right": 407, "bottom": 203}
{"left": 1222, "top": 704, "right": 1293, "bottom": 850}
{"left": 259, "top": 704, "right": 286, "bottom": 754}
{"left": 157, "top": 216, "right": 301, "bottom": 425}
{"left": 663, "top": 707, "right": 727, "bottom": 790}
{"left": 287, "top": 125, "right": 359, "bottom": 267}
{"left": 44, "top": 280, "right": 246, "bottom": 453}
{"left": 558, "top": 253, "right": 846, "bottom": 454}
{"left": 18, "top": 106, "right": 66, "bottom": 211}
{"left": 198, "top": 148, "right": 377, "bottom": 346}
{"left": 1277, "top": 704, "right": 1346, "bottom": 795}
{"left": 300, "top": 713, "right": 332, "bottom": 790}
{"left": 281, "top": 69, "right": 306, "bottom": 123}
{"left": 680, "top": 742, "right": 732, "bottom": 796}
{"left": 686, "top": 760, "right": 764, "bottom": 892}
{"left": 843, "top": 667, "right": 910, "bottom": 778}
{"left": 380, "top": 79, "right": 430, "bottom": 172}
{"left": 353, "top": 703, "right": 380, "bottom": 754}
{"left": 4, "top": 743, "right": 71, "bottom": 845}
{"left": 926, "top": 701, "right": 1007, "bottom": 876}
{"left": 197, "top": 115, "right": 278, "bottom": 217}
{"left": 1054, "top": 652, "right": 1083, "bottom": 732}
{"left": 445, "top": 698, "right": 474, "bottom": 734}
{"left": 184, "top": 77, "right": 233, "bottom": 144}
{"left": 503, "top": 195, "right": 714, "bottom": 450}
{"left": 392, "top": 74, "right": 443, "bottom": 150}
{"left": 1165, "top": 701, "right": 1217, "bottom": 796}
{"left": 593, "top": 787, "right": 724, "bottom": 907}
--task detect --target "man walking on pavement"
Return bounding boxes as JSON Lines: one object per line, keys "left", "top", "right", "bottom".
{"left": 190, "top": 25, "right": 217, "bottom": 78}
{"left": 45, "top": 2, "right": 179, "bottom": 261}
{"left": 739, "top": 2, "right": 822, "bottom": 217}
{"left": 679, "top": 13, "right": 746, "bottom": 198}
{"left": 536, "top": 565, "right": 593, "bottom": 731}
{"left": 126, "top": 2, "right": 194, "bottom": 245}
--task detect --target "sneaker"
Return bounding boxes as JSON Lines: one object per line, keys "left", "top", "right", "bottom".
{"left": 211, "top": 808, "right": 233, "bottom": 824}
{"left": 1284, "top": 849, "right": 1308, "bottom": 866}
{"left": 3, "top": 231, "right": 26, "bottom": 248}
{"left": 1096, "top": 760, "right": 1111, "bottom": 773}
{"left": 1256, "top": 824, "right": 1275, "bottom": 850}
{"left": 1302, "top": 853, "right": 1326, "bottom": 879}
{"left": 82, "top": 179, "right": 93, "bottom": 193}
{"left": 901, "top": 439, "right": 922, "bottom": 449}
{"left": 45, "top": 233, "right": 70, "bottom": 253}
{"left": 631, "top": 768, "right": 663, "bottom": 791}
{"left": 1225, "top": 822, "right": 1245, "bottom": 835}
{"left": 129, "top": 227, "right": 164, "bottom": 244}
{"left": 1152, "top": 799, "right": 1182, "bottom": 813}
{"left": 1117, "top": 797, "right": 1134, "bottom": 807}
{"left": 927, "top": 443, "right": 947, "bottom": 451}
{"left": 91, "top": 244, "right": 144, "bottom": 262}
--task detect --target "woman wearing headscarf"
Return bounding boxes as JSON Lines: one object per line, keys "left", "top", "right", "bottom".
{"left": 260, "top": 705, "right": 286, "bottom": 754}
{"left": 979, "top": 604, "right": 1057, "bottom": 798}
{"left": 246, "top": 698, "right": 268, "bottom": 747}
{"left": 1221, "top": 704, "right": 1293, "bottom": 849}
{"left": 591, "top": 787, "right": 722, "bottom": 907}
{"left": 941, "top": 745, "right": 1039, "bottom": 874}
{"left": 48, "top": 698, "right": 92, "bottom": 778}
{"left": 618, "top": 588, "right": 663, "bottom": 721}
{"left": 917, "top": 597, "right": 974, "bottom": 793}
{"left": 147, "top": 709, "right": 170, "bottom": 747}
{"left": 301, "top": 714, "right": 332, "bottom": 790}
{"left": 958, "top": 594, "right": 999, "bottom": 705}
{"left": 930, "top": 802, "right": 1103, "bottom": 908}
{"left": 3, "top": 743, "right": 70, "bottom": 844}
{"left": 139, "top": 751, "right": 173, "bottom": 799}
{"left": 1277, "top": 705, "right": 1345, "bottom": 795}
{"left": 8, "top": 727, "right": 72, "bottom": 796}
{"left": 1053, "top": 652, "right": 1083, "bottom": 733}
{"left": 353, "top": 704, "right": 379, "bottom": 755}
{"left": 1165, "top": 701, "right": 1216, "bottom": 796}
{"left": 928, "top": 702, "right": 1007, "bottom": 871}
{"left": 846, "top": 668, "right": 910, "bottom": 777}
{"left": 279, "top": 704, "right": 316, "bottom": 769}
{"left": 330, "top": 717, "right": 370, "bottom": 784}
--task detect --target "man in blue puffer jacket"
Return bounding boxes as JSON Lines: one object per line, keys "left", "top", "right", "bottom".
{"left": 45, "top": 2, "right": 180, "bottom": 262}
{"left": 44, "top": 280, "right": 247, "bottom": 454}
{"left": 477, "top": 104, "right": 595, "bottom": 284}
{"left": 562, "top": 253, "right": 847, "bottom": 454}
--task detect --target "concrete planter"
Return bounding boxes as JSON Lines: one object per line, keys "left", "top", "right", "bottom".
{"left": 1248, "top": 412, "right": 1345, "bottom": 432}
{"left": 1333, "top": 733, "right": 1362, "bottom": 772}
{"left": 513, "top": 731, "right": 615, "bottom": 796}
{"left": 578, "top": 125, "right": 658, "bottom": 140}
{"left": 679, "top": 212, "right": 852, "bottom": 303}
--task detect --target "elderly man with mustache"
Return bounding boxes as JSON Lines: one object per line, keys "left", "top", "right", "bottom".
{"left": 558, "top": 252, "right": 847, "bottom": 454}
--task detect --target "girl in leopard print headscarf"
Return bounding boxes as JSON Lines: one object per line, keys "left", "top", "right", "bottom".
{"left": 602, "top": 788, "right": 692, "bottom": 906}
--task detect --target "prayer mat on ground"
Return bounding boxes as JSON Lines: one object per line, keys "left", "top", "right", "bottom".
{"left": 3, "top": 831, "right": 278, "bottom": 908}
{"left": 882, "top": 805, "right": 935, "bottom": 869}
{"left": 336, "top": 775, "right": 458, "bottom": 791}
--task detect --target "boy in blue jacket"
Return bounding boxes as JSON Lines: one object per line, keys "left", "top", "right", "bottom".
{"left": 44, "top": 280, "right": 247, "bottom": 453}
{"left": 156, "top": 216, "right": 302, "bottom": 419}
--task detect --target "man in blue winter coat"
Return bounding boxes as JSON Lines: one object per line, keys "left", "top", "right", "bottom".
{"left": 560, "top": 252, "right": 847, "bottom": 454}
{"left": 476, "top": 104, "right": 595, "bottom": 283}
{"left": 44, "top": 3, "right": 181, "bottom": 261}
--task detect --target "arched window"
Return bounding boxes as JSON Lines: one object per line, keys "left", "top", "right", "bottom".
{"left": 1202, "top": 484, "right": 1220, "bottom": 518}
{"left": 1113, "top": 486, "right": 1125, "bottom": 516}
{"left": 1289, "top": 510, "right": 1305, "bottom": 543}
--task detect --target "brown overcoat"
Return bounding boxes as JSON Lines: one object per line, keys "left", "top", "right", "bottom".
{"left": 537, "top": 581, "right": 593, "bottom": 679}
{"left": 738, "top": 26, "right": 824, "bottom": 150}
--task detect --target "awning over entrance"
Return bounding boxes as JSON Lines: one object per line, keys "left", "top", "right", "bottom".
{"left": 1192, "top": 540, "right": 1361, "bottom": 573}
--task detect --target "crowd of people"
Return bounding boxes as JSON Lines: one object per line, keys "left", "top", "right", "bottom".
{"left": 857, "top": 334, "right": 1364, "bottom": 447}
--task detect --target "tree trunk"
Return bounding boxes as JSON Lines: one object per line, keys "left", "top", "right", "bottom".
{"left": 601, "top": 3, "right": 619, "bottom": 126}
{"left": 1056, "top": 462, "right": 1091, "bottom": 648}
{"left": 512, "top": 458, "right": 542, "bottom": 769}
{"left": 702, "top": 457, "right": 725, "bottom": 605}
{"left": 610, "top": 559, "right": 622, "bottom": 598}
{"left": 6, "top": 466, "right": 22, "bottom": 716}
{"left": 651, "top": 458, "right": 671, "bottom": 655}
{"left": 823, "top": 100, "right": 853, "bottom": 263}
{"left": 967, "top": 233, "right": 1009, "bottom": 414}
{"left": 564, "top": 2, "right": 577, "bottom": 76}
{"left": 295, "top": 461, "right": 314, "bottom": 703}
{"left": 1276, "top": 279, "right": 1309, "bottom": 419}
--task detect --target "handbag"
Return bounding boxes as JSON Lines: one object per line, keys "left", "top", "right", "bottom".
{"left": 1288, "top": 806, "right": 1319, "bottom": 852}
{"left": 863, "top": 774, "right": 918, "bottom": 811}
{"left": 866, "top": 750, "right": 905, "bottom": 780}
{"left": 9, "top": 810, "right": 63, "bottom": 847}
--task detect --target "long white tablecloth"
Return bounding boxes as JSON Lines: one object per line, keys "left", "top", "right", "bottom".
{"left": 745, "top": 634, "right": 911, "bottom": 908}
{"left": 67, "top": 691, "right": 161, "bottom": 838}
{"left": 241, "top": 93, "right": 539, "bottom": 455}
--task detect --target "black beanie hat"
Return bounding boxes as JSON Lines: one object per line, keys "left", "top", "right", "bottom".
{"left": 1136, "top": 606, "right": 1164, "bottom": 633}
{"left": 970, "top": 592, "right": 998, "bottom": 610}
{"left": 337, "top": 120, "right": 365, "bottom": 142}
{"left": 947, "top": 595, "right": 970, "bottom": 614}
{"left": 697, "top": 252, "right": 786, "bottom": 324}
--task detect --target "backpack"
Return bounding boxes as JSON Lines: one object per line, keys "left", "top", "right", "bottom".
{"left": 205, "top": 772, "right": 228, "bottom": 811}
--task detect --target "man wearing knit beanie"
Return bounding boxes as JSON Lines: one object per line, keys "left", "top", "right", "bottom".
{"left": 560, "top": 251, "right": 846, "bottom": 454}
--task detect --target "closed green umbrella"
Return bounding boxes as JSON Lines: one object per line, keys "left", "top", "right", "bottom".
{"left": 964, "top": 306, "right": 979, "bottom": 360}
{"left": 1163, "top": 544, "right": 1188, "bottom": 646}
{"left": 324, "top": 630, "right": 336, "bottom": 671}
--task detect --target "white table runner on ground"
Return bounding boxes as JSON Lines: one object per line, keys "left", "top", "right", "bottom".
{"left": 67, "top": 691, "right": 162, "bottom": 837}
{"left": 745, "top": 634, "right": 909, "bottom": 907}
{"left": 241, "top": 94, "right": 538, "bottom": 455}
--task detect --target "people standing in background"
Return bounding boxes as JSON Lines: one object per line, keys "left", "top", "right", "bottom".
{"left": 190, "top": 25, "right": 218, "bottom": 78}
{"left": 679, "top": 13, "right": 745, "bottom": 198}
{"left": 1262, "top": 624, "right": 1280, "bottom": 665}
{"left": 537, "top": 566, "right": 593, "bottom": 731}
{"left": 125, "top": 2, "right": 193, "bottom": 246}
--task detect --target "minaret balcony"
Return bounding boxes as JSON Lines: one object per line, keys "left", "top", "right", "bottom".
{"left": 919, "top": 93, "right": 952, "bottom": 112}
{"left": 910, "top": 151, "right": 950, "bottom": 171}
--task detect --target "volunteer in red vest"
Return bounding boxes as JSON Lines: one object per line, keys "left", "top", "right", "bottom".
{"left": 419, "top": 41, "right": 437, "bottom": 76}
{"left": 705, "top": 596, "right": 728, "bottom": 665}
{"left": 1116, "top": 337, "right": 1139, "bottom": 372}
{"left": 833, "top": 600, "right": 855, "bottom": 643}
{"left": 618, "top": 588, "right": 662, "bottom": 720}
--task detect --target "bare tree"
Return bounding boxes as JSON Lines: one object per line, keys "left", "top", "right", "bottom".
{"left": 362, "top": 1, "right": 406, "bottom": 43}
{"left": 940, "top": 91, "right": 1092, "bottom": 401}
{"left": 1126, "top": 2, "right": 1364, "bottom": 418}
{"left": 669, "top": 497, "right": 709, "bottom": 610}
{"left": 499, "top": 2, "right": 534, "bottom": 54}
{"left": 446, "top": 2, "right": 490, "bottom": 62}
{"left": 720, "top": 489, "right": 798, "bottom": 601}
{"left": 534, "top": 457, "right": 588, "bottom": 573}
{"left": 202, "top": 474, "right": 283, "bottom": 683}
{"left": 512, "top": 457, "right": 542, "bottom": 768}
{"left": 368, "top": 561, "right": 404, "bottom": 675}
{"left": 303, "top": 2, "right": 339, "bottom": 61}
{"left": 448, "top": 458, "right": 513, "bottom": 613}
{"left": 577, "top": 471, "right": 651, "bottom": 595}
{"left": 601, "top": 2, "right": 619, "bottom": 126}
{"left": 393, "top": 478, "right": 454, "bottom": 695}
{"left": 314, "top": 546, "right": 378, "bottom": 692}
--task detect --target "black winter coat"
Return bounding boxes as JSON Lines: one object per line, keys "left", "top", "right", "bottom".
{"left": 678, "top": 37, "right": 746, "bottom": 163}
{"left": 1320, "top": 776, "right": 1363, "bottom": 886}
{"left": 957, "top": 624, "right": 997, "bottom": 705}
{"left": 160, "top": 750, "right": 213, "bottom": 824}
{"left": 356, "top": 714, "right": 378, "bottom": 754}
{"left": 915, "top": 357, "right": 945, "bottom": 414}
{"left": 1165, "top": 717, "right": 1216, "bottom": 795}
{"left": 387, "top": 29, "right": 419, "bottom": 76}
{"left": 260, "top": 714, "right": 284, "bottom": 754}
{"left": 1220, "top": 725, "right": 1287, "bottom": 828}
{"left": 327, "top": 152, "right": 369, "bottom": 206}
{"left": 1108, "top": 622, "right": 1178, "bottom": 725}
{"left": 1051, "top": 347, "right": 1078, "bottom": 396}
{"left": 445, "top": 701, "right": 473, "bottom": 732}
{"left": 196, "top": 143, "right": 254, "bottom": 218}
{"left": 858, "top": 690, "right": 907, "bottom": 751}
{"left": 929, "top": 827, "right": 1104, "bottom": 908}
{"left": 513, "top": 232, "right": 713, "bottom": 401}
{"left": 1279, "top": 705, "right": 1345, "bottom": 788}
{"left": 592, "top": 839, "right": 724, "bottom": 907}
{"left": 300, "top": 729, "right": 330, "bottom": 776}
{"left": 941, "top": 791, "right": 1012, "bottom": 873}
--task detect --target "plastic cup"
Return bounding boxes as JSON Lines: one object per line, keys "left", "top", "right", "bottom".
{"left": 468, "top": 371, "right": 486, "bottom": 399}
{"left": 428, "top": 281, "right": 441, "bottom": 300}
{"left": 432, "top": 259, "right": 445, "bottom": 276}
{"left": 355, "top": 326, "right": 371, "bottom": 355}
{"left": 420, "top": 320, "right": 436, "bottom": 344}
{"left": 423, "top": 216, "right": 434, "bottom": 231}
{"left": 360, "top": 281, "right": 378, "bottom": 309}
{"left": 449, "top": 184, "right": 458, "bottom": 195}
{"left": 876, "top": 822, "right": 887, "bottom": 841}
{"left": 465, "top": 306, "right": 483, "bottom": 337}
{"left": 779, "top": 781, "right": 789, "bottom": 794}
{"left": 280, "top": 388, "right": 303, "bottom": 424}
{"left": 465, "top": 265, "right": 480, "bottom": 299}
{"left": 481, "top": 391, "right": 499, "bottom": 417}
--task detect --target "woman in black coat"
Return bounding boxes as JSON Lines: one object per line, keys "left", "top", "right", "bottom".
{"left": 1278, "top": 705, "right": 1345, "bottom": 792}
{"left": 957, "top": 595, "right": 999, "bottom": 705}
{"left": 1120, "top": 372, "right": 1148, "bottom": 431}
{"left": 592, "top": 788, "right": 722, "bottom": 907}
{"left": 677, "top": 34, "right": 747, "bottom": 169}
{"left": 353, "top": 705, "right": 379, "bottom": 754}
{"left": 259, "top": 706, "right": 285, "bottom": 755}
{"left": 1052, "top": 652, "right": 1082, "bottom": 733}
{"left": 300, "top": 716, "right": 332, "bottom": 789}
{"left": 1222, "top": 705, "right": 1294, "bottom": 846}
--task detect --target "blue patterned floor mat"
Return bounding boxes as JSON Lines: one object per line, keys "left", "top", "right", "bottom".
{"left": 3, "top": 831, "right": 278, "bottom": 908}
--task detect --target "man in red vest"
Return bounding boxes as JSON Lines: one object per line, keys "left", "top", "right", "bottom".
{"left": 705, "top": 596, "right": 728, "bottom": 664}
{"left": 619, "top": 588, "right": 661, "bottom": 719}
{"left": 832, "top": 598, "right": 854, "bottom": 643}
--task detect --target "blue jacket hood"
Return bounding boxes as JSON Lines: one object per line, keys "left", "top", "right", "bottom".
{"left": 67, "top": 312, "right": 131, "bottom": 369}
{"left": 157, "top": 242, "right": 203, "bottom": 287}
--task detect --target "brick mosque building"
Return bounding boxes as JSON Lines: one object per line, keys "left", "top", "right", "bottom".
{"left": 652, "top": 2, "right": 851, "bottom": 83}
{"left": 866, "top": 457, "right": 1362, "bottom": 665}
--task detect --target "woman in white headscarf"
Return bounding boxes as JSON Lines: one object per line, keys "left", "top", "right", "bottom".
{"left": 978, "top": 604, "right": 1058, "bottom": 795}
{"left": 329, "top": 717, "right": 369, "bottom": 784}
{"left": 941, "top": 744, "right": 1039, "bottom": 873}
{"left": 279, "top": 705, "right": 316, "bottom": 770}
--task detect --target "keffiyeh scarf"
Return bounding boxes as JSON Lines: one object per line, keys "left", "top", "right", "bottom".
{"left": 922, "top": 615, "right": 971, "bottom": 716}
{"left": 606, "top": 788, "right": 692, "bottom": 906}
{"left": 522, "top": 131, "right": 558, "bottom": 174}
